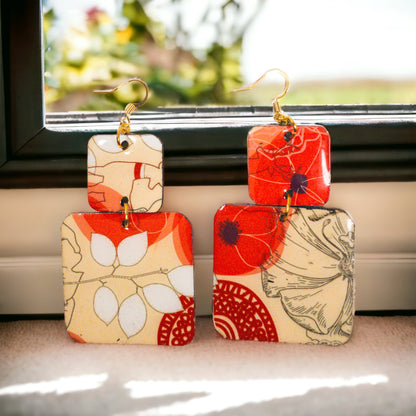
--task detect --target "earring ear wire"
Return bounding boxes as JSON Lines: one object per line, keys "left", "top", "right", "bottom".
{"left": 94, "top": 78, "right": 150, "bottom": 150}
{"left": 232, "top": 68, "right": 297, "bottom": 132}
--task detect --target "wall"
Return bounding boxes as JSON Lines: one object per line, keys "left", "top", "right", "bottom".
{"left": 0, "top": 182, "right": 415, "bottom": 315}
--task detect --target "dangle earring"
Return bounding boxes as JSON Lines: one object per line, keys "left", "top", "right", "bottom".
{"left": 213, "top": 69, "right": 355, "bottom": 346}
{"left": 61, "top": 79, "right": 194, "bottom": 345}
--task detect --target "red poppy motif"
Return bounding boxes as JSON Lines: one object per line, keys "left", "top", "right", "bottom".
{"left": 248, "top": 125, "right": 330, "bottom": 206}
{"left": 214, "top": 205, "right": 289, "bottom": 276}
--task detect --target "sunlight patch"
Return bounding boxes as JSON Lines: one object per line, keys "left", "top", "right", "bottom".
{"left": 0, "top": 373, "right": 108, "bottom": 396}
{"left": 123, "top": 375, "right": 388, "bottom": 415}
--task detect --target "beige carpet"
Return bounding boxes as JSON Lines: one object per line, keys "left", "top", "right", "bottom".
{"left": 0, "top": 316, "right": 415, "bottom": 416}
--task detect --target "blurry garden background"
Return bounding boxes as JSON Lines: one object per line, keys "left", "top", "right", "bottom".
{"left": 43, "top": 0, "right": 416, "bottom": 112}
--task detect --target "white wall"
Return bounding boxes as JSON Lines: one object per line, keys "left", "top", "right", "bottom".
{"left": 0, "top": 182, "right": 415, "bottom": 315}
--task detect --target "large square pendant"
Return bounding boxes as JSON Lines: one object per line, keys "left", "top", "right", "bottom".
{"left": 213, "top": 204, "right": 355, "bottom": 345}
{"left": 62, "top": 212, "right": 194, "bottom": 345}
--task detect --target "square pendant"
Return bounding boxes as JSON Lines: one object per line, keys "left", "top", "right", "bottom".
{"left": 247, "top": 125, "right": 330, "bottom": 206}
{"left": 88, "top": 134, "right": 163, "bottom": 213}
{"left": 213, "top": 204, "right": 355, "bottom": 345}
{"left": 62, "top": 212, "right": 194, "bottom": 345}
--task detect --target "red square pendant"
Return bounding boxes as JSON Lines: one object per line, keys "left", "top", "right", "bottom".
{"left": 248, "top": 125, "right": 331, "bottom": 206}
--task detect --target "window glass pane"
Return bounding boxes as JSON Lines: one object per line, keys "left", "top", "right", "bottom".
{"left": 43, "top": 0, "right": 416, "bottom": 111}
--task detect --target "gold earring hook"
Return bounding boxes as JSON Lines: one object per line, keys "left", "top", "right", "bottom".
{"left": 232, "top": 68, "right": 289, "bottom": 98}
{"left": 94, "top": 78, "right": 150, "bottom": 150}
{"left": 232, "top": 68, "right": 296, "bottom": 131}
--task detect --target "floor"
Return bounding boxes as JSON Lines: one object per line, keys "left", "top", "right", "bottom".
{"left": 0, "top": 316, "right": 415, "bottom": 416}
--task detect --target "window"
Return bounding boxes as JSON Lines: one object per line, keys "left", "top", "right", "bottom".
{"left": 1, "top": 0, "right": 416, "bottom": 188}
{"left": 43, "top": 0, "right": 416, "bottom": 112}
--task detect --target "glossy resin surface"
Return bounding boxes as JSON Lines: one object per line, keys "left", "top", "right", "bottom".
{"left": 213, "top": 204, "right": 355, "bottom": 345}
{"left": 88, "top": 134, "right": 163, "bottom": 212}
{"left": 62, "top": 212, "right": 194, "bottom": 345}
{"left": 248, "top": 125, "right": 330, "bottom": 206}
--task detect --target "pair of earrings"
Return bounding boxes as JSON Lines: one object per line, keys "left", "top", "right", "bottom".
{"left": 62, "top": 71, "right": 355, "bottom": 346}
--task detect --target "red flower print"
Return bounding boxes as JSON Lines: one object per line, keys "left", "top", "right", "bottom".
{"left": 214, "top": 205, "right": 289, "bottom": 276}
{"left": 248, "top": 125, "right": 330, "bottom": 206}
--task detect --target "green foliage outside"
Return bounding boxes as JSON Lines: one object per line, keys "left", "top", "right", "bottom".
{"left": 43, "top": 0, "right": 415, "bottom": 112}
{"left": 44, "top": 0, "right": 262, "bottom": 111}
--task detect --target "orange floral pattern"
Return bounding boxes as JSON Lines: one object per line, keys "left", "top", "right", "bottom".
{"left": 248, "top": 125, "right": 330, "bottom": 206}
{"left": 214, "top": 205, "right": 289, "bottom": 276}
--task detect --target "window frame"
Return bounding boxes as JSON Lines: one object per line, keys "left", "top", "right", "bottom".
{"left": 1, "top": 0, "right": 416, "bottom": 188}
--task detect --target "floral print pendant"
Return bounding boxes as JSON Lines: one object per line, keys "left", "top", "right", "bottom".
{"left": 88, "top": 134, "right": 163, "bottom": 212}
{"left": 248, "top": 125, "right": 330, "bottom": 206}
{"left": 213, "top": 204, "right": 355, "bottom": 346}
{"left": 62, "top": 212, "right": 194, "bottom": 345}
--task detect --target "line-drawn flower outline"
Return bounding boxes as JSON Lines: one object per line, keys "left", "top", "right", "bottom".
{"left": 248, "top": 125, "right": 330, "bottom": 206}
{"left": 262, "top": 208, "right": 355, "bottom": 345}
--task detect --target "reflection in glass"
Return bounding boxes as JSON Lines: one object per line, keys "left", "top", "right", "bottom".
{"left": 43, "top": 0, "right": 416, "bottom": 111}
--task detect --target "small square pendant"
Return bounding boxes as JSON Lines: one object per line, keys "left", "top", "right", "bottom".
{"left": 88, "top": 134, "right": 163, "bottom": 212}
{"left": 247, "top": 125, "right": 330, "bottom": 206}
{"left": 213, "top": 204, "right": 355, "bottom": 345}
{"left": 62, "top": 212, "right": 194, "bottom": 345}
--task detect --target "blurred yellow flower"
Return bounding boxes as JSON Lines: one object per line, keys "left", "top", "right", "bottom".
{"left": 116, "top": 26, "right": 133, "bottom": 45}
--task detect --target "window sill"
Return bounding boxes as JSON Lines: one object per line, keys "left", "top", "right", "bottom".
{"left": 1, "top": 105, "right": 416, "bottom": 188}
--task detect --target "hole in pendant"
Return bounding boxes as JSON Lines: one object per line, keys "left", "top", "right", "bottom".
{"left": 280, "top": 212, "right": 290, "bottom": 222}
{"left": 284, "top": 189, "right": 293, "bottom": 199}
{"left": 284, "top": 131, "right": 293, "bottom": 142}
